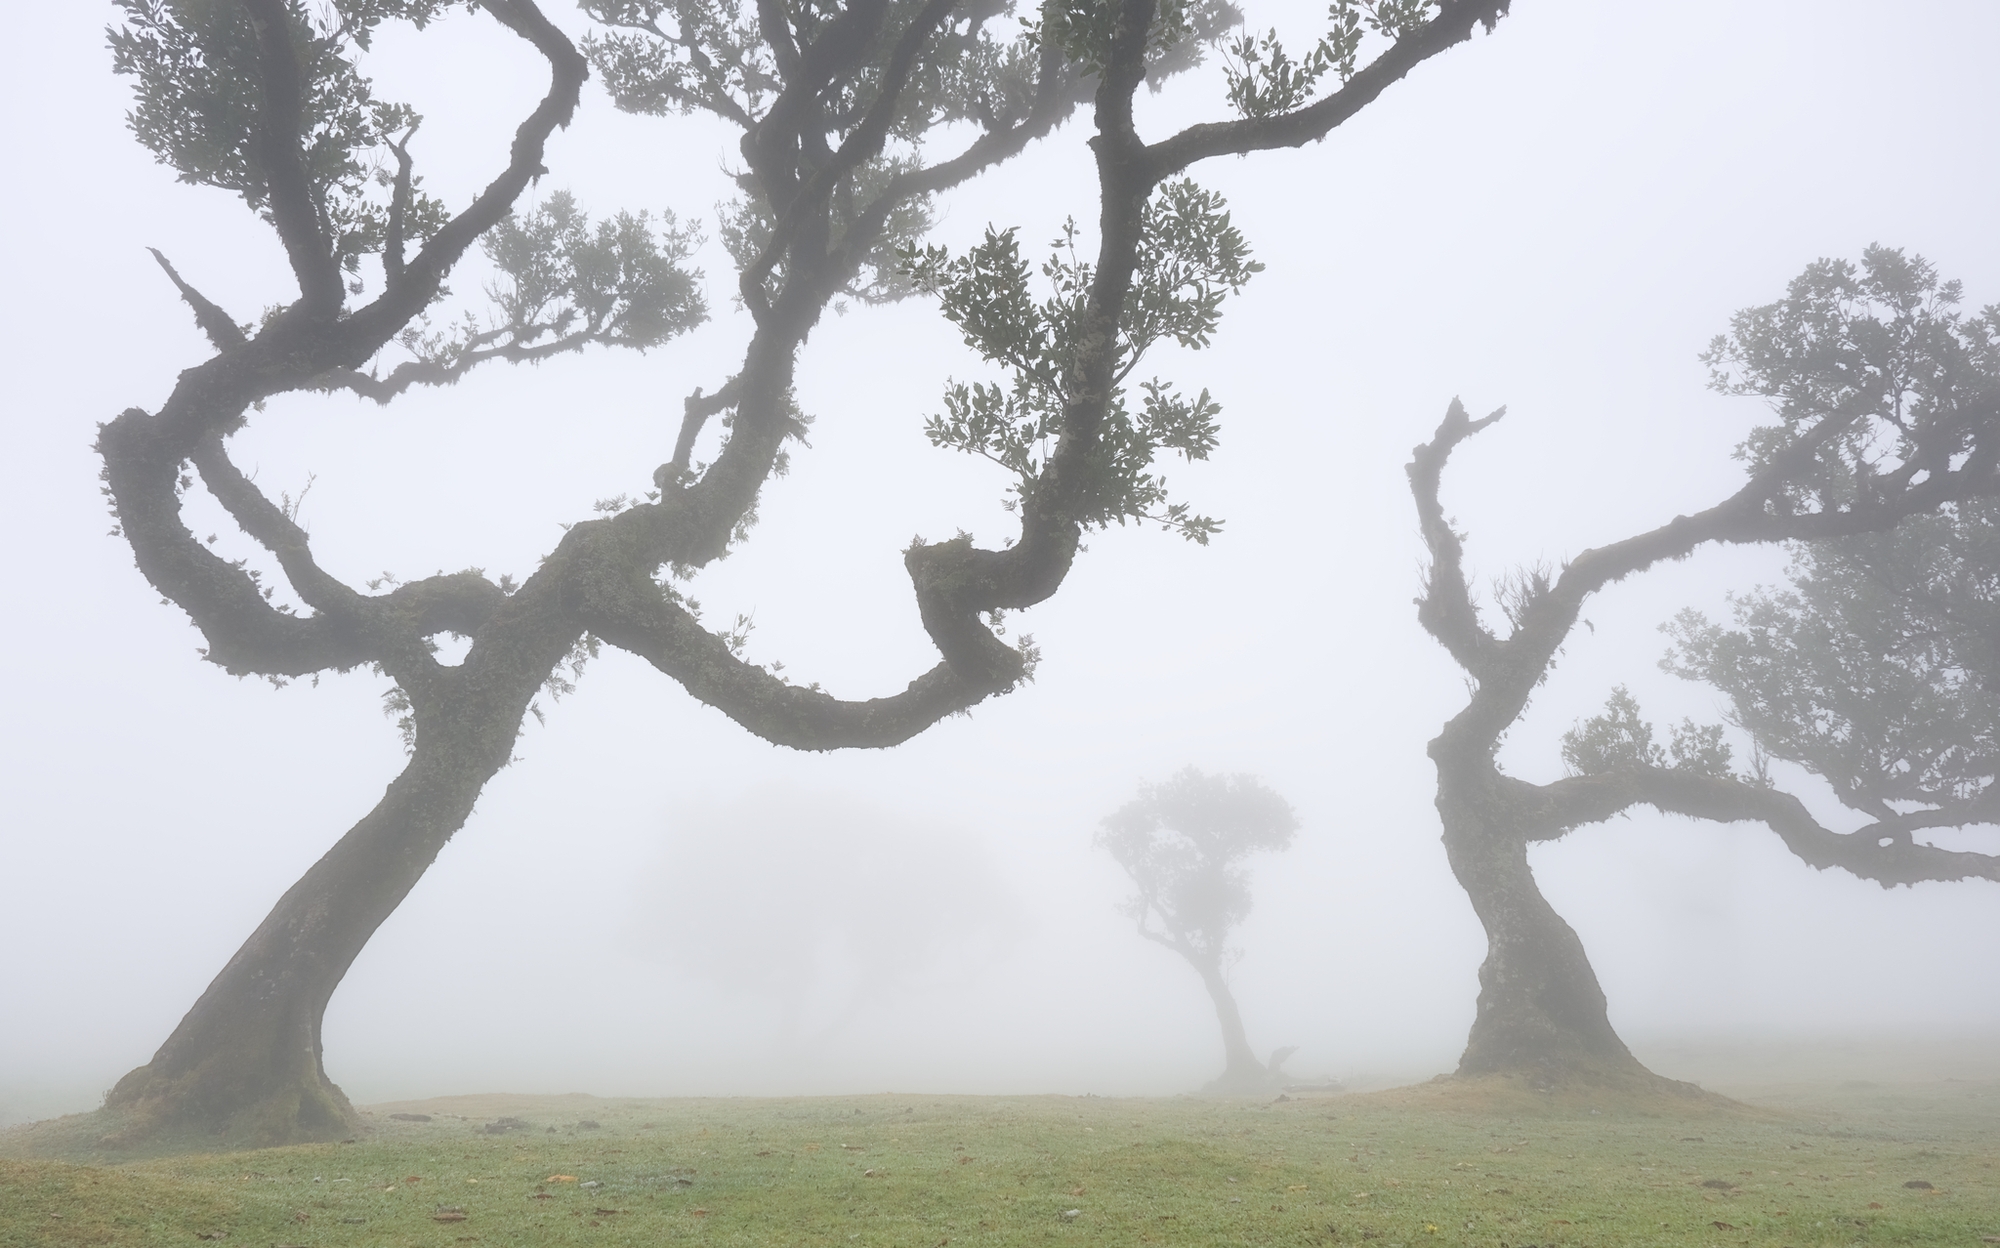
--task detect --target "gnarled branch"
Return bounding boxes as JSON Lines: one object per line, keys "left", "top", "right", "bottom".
{"left": 1536, "top": 765, "right": 2000, "bottom": 889}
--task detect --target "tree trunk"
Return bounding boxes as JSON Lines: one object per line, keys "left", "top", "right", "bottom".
{"left": 1196, "top": 959, "right": 1266, "bottom": 1087}
{"left": 1435, "top": 771, "right": 1644, "bottom": 1085}
{"left": 101, "top": 741, "right": 502, "bottom": 1148}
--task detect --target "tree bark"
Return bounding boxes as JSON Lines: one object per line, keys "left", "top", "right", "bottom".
{"left": 1195, "top": 959, "right": 1267, "bottom": 1087}
{"left": 1428, "top": 723, "right": 1646, "bottom": 1084}
{"left": 102, "top": 733, "right": 511, "bottom": 1147}
{"left": 1437, "top": 811, "right": 1638, "bottom": 1082}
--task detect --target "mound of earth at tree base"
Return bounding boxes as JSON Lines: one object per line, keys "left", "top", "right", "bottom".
{"left": 1350, "top": 1068, "right": 1778, "bottom": 1119}
{"left": 2, "top": 1097, "right": 369, "bottom": 1164}
{"left": 0, "top": 1104, "right": 237, "bottom": 1165}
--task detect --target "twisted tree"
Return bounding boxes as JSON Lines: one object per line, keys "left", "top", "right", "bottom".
{"left": 1410, "top": 247, "right": 2000, "bottom": 1089}
{"left": 1097, "top": 766, "right": 1298, "bottom": 1091}
{"left": 96, "top": 0, "right": 1511, "bottom": 1146}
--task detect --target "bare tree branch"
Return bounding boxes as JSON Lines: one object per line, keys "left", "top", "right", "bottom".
{"left": 1535, "top": 766, "right": 2000, "bottom": 888}
{"left": 1145, "top": 0, "right": 1511, "bottom": 178}
{"left": 1408, "top": 396, "right": 1505, "bottom": 677}
{"left": 341, "top": 0, "right": 588, "bottom": 356}
{"left": 148, "top": 249, "right": 247, "bottom": 351}
{"left": 580, "top": 578, "right": 996, "bottom": 748}
{"left": 241, "top": 0, "right": 344, "bottom": 317}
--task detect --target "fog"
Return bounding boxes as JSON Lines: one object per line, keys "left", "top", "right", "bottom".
{"left": 4, "top": 1, "right": 1998, "bottom": 1128}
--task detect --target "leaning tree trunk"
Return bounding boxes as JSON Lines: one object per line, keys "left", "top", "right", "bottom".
{"left": 102, "top": 725, "right": 514, "bottom": 1148}
{"left": 1195, "top": 959, "right": 1267, "bottom": 1089}
{"left": 1433, "top": 762, "right": 1645, "bottom": 1085}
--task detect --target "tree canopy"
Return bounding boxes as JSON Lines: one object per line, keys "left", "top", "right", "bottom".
{"left": 1097, "top": 766, "right": 1298, "bottom": 1086}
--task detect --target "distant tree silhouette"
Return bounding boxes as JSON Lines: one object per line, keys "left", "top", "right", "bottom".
{"left": 1097, "top": 767, "right": 1298, "bottom": 1090}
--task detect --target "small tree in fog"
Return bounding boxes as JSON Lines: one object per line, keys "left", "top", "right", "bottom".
{"left": 1097, "top": 766, "right": 1298, "bottom": 1090}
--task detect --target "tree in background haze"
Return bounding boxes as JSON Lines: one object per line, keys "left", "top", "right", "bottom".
{"left": 631, "top": 791, "right": 1020, "bottom": 1051}
{"left": 1411, "top": 247, "right": 2000, "bottom": 1090}
{"left": 1097, "top": 767, "right": 1298, "bottom": 1091}
{"left": 93, "top": 0, "right": 1512, "bottom": 1146}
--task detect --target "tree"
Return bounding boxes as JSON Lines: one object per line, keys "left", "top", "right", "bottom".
{"left": 94, "top": 0, "right": 1513, "bottom": 1146}
{"left": 1409, "top": 247, "right": 2000, "bottom": 1089}
{"left": 1097, "top": 766, "right": 1298, "bottom": 1090}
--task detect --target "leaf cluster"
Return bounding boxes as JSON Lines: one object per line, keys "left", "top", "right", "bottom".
{"left": 1559, "top": 686, "right": 1734, "bottom": 781}
{"left": 585, "top": 0, "right": 1051, "bottom": 305}
{"left": 1664, "top": 502, "right": 2000, "bottom": 819}
{"left": 1030, "top": 0, "right": 1239, "bottom": 80}
{"left": 110, "top": 0, "right": 458, "bottom": 273}
{"left": 1222, "top": 0, "right": 1437, "bottom": 118}
{"left": 338, "top": 192, "right": 709, "bottom": 395}
{"left": 485, "top": 192, "right": 705, "bottom": 351}
{"left": 1705, "top": 245, "right": 2000, "bottom": 512}
{"left": 905, "top": 179, "right": 1261, "bottom": 542}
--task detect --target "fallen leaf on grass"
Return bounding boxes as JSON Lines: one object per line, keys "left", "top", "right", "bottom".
{"left": 691, "top": 1207, "right": 710, "bottom": 1216}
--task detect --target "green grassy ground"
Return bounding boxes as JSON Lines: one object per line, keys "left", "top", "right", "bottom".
{"left": 4, "top": 1079, "right": 1996, "bottom": 1247}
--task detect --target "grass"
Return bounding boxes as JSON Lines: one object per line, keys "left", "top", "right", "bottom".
{"left": 3, "top": 1078, "right": 1997, "bottom": 1246}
